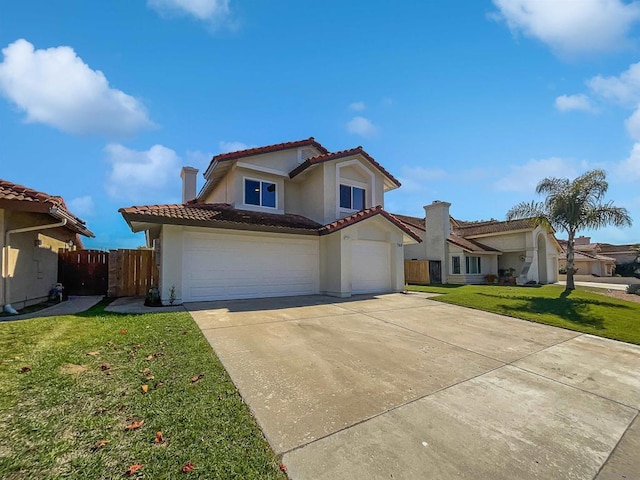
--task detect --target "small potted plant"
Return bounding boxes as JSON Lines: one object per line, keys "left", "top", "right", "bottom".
{"left": 484, "top": 274, "right": 497, "bottom": 284}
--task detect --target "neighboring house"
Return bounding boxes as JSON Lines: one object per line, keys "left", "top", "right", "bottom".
{"left": 1, "top": 179, "right": 94, "bottom": 313}
{"left": 598, "top": 243, "right": 639, "bottom": 266}
{"left": 398, "top": 201, "right": 561, "bottom": 285}
{"left": 119, "top": 138, "right": 420, "bottom": 304}
{"left": 557, "top": 236, "right": 616, "bottom": 277}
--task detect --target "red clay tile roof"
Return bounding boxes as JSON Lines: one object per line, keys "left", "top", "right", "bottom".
{"left": 119, "top": 203, "right": 322, "bottom": 233}
{"left": 599, "top": 243, "right": 639, "bottom": 253}
{"left": 121, "top": 203, "right": 422, "bottom": 242}
{"left": 210, "top": 137, "right": 329, "bottom": 164}
{"left": 289, "top": 147, "right": 401, "bottom": 187}
{"left": 393, "top": 214, "right": 425, "bottom": 232}
{"left": 447, "top": 234, "right": 500, "bottom": 253}
{"left": 453, "top": 218, "right": 537, "bottom": 237}
{"left": 0, "top": 178, "right": 94, "bottom": 239}
{"left": 560, "top": 250, "right": 615, "bottom": 262}
{"left": 318, "top": 206, "right": 422, "bottom": 242}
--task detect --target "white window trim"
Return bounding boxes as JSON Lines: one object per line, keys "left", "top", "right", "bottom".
{"left": 236, "top": 162, "right": 287, "bottom": 177}
{"left": 243, "top": 176, "right": 278, "bottom": 209}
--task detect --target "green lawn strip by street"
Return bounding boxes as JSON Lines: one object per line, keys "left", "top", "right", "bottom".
{"left": 0, "top": 301, "right": 285, "bottom": 480}
{"left": 408, "top": 284, "right": 640, "bottom": 345}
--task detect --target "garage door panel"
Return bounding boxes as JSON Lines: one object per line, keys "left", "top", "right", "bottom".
{"left": 183, "top": 232, "right": 319, "bottom": 301}
{"left": 351, "top": 241, "right": 391, "bottom": 294}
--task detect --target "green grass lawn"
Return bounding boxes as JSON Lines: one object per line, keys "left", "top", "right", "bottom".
{"left": 0, "top": 301, "right": 285, "bottom": 480}
{"left": 408, "top": 284, "right": 640, "bottom": 345}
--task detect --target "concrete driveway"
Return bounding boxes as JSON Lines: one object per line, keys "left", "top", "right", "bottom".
{"left": 186, "top": 293, "right": 640, "bottom": 480}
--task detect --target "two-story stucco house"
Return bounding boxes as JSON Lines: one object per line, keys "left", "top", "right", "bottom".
{"left": 119, "top": 138, "right": 420, "bottom": 304}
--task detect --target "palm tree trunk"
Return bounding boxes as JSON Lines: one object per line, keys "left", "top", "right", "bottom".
{"left": 565, "top": 230, "right": 576, "bottom": 291}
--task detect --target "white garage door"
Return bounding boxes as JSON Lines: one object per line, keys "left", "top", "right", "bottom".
{"left": 351, "top": 240, "right": 391, "bottom": 294}
{"left": 182, "top": 231, "right": 319, "bottom": 302}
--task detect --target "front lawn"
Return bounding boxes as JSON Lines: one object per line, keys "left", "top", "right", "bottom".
{"left": 0, "top": 301, "right": 285, "bottom": 480}
{"left": 408, "top": 284, "right": 640, "bottom": 345}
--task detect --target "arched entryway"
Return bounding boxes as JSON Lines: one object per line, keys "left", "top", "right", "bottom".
{"left": 537, "top": 233, "right": 547, "bottom": 284}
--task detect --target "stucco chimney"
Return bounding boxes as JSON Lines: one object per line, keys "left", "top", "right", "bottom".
{"left": 424, "top": 200, "right": 452, "bottom": 282}
{"left": 180, "top": 166, "right": 199, "bottom": 204}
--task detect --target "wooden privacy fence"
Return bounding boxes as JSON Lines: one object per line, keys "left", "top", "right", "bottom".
{"left": 58, "top": 249, "right": 109, "bottom": 295}
{"left": 108, "top": 249, "right": 158, "bottom": 297}
{"left": 405, "top": 260, "right": 430, "bottom": 284}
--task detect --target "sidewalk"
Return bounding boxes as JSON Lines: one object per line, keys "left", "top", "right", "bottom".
{"left": 105, "top": 296, "right": 185, "bottom": 314}
{"left": 556, "top": 281, "right": 629, "bottom": 291}
{"left": 2, "top": 295, "right": 103, "bottom": 321}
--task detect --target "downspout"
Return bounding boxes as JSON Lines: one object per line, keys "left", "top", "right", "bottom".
{"left": 2, "top": 209, "right": 67, "bottom": 314}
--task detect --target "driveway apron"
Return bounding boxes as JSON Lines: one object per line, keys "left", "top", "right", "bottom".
{"left": 186, "top": 293, "right": 640, "bottom": 480}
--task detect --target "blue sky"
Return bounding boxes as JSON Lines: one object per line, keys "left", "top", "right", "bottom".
{"left": 1, "top": 0, "right": 639, "bottom": 247}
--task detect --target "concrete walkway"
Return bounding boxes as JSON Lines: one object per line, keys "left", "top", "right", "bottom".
{"left": 557, "top": 280, "right": 629, "bottom": 291}
{"left": 2, "top": 295, "right": 103, "bottom": 320}
{"left": 187, "top": 293, "right": 640, "bottom": 480}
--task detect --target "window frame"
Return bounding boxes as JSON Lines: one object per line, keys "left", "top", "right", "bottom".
{"left": 339, "top": 183, "right": 367, "bottom": 211}
{"left": 466, "top": 256, "right": 481, "bottom": 274}
{"left": 451, "top": 255, "right": 461, "bottom": 275}
{"left": 243, "top": 177, "right": 277, "bottom": 209}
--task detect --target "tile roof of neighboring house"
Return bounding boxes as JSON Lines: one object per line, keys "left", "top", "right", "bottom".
{"left": 318, "top": 205, "right": 422, "bottom": 242}
{"left": 289, "top": 147, "right": 401, "bottom": 187}
{"left": 119, "top": 203, "right": 322, "bottom": 233}
{"left": 598, "top": 243, "right": 639, "bottom": 253}
{"left": 561, "top": 250, "right": 616, "bottom": 262}
{"left": 0, "top": 178, "right": 94, "bottom": 239}
{"left": 447, "top": 234, "right": 501, "bottom": 253}
{"left": 453, "top": 218, "right": 538, "bottom": 237}
{"left": 209, "top": 137, "right": 329, "bottom": 164}
{"left": 122, "top": 203, "right": 423, "bottom": 242}
{"left": 393, "top": 214, "right": 426, "bottom": 232}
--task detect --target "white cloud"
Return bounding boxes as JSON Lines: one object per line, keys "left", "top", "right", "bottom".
{"left": 398, "top": 166, "right": 448, "bottom": 194}
{"left": 555, "top": 94, "right": 595, "bottom": 113}
{"left": 588, "top": 62, "right": 640, "bottom": 106}
{"left": 67, "top": 196, "right": 95, "bottom": 217}
{"left": 218, "top": 141, "right": 253, "bottom": 153}
{"left": 0, "top": 39, "right": 152, "bottom": 136}
{"left": 349, "top": 101, "right": 366, "bottom": 111}
{"left": 625, "top": 107, "right": 640, "bottom": 140}
{"left": 493, "top": 157, "right": 581, "bottom": 192}
{"left": 492, "top": 0, "right": 640, "bottom": 55}
{"left": 105, "top": 144, "right": 181, "bottom": 203}
{"left": 616, "top": 142, "right": 640, "bottom": 180}
{"left": 346, "top": 116, "right": 378, "bottom": 137}
{"left": 148, "top": 0, "right": 231, "bottom": 22}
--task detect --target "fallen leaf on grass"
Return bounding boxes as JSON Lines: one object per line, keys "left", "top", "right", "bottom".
{"left": 86, "top": 351, "right": 100, "bottom": 356}
{"left": 182, "top": 462, "right": 195, "bottom": 473}
{"left": 279, "top": 463, "right": 287, "bottom": 473}
{"left": 19, "top": 366, "right": 31, "bottom": 373}
{"left": 120, "top": 329, "right": 127, "bottom": 335}
{"left": 125, "top": 464, "right": 143, "bottom": 475}
{"left": 191, "top": 374, "right": 205, "bottom": 383}
{"left": 141, "top": 385, "right": 149, "bottom": 394}
{"left": 118, "top": 404, "right": 126, "bottom": 411}
{"left": 124, "top": 420, "right": 144, "bottom": 431}
{"left": 100, "top": 364, "right": 111, "bottom": 371}
{"left": 154, "top": 381, "right": 165, "bottom": 389}
{"left": 91, "top": 440, "right": 109, "bottom": 451}
{"left": 154, "top": 431, "right": 163, "bottom": 443}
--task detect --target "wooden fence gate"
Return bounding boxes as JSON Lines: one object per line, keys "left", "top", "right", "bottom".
{"left": 58, "top": 249, "right": 109, "bottom": 295}
{"left": 108, "top": 249, "right": 159, "bottom": 297}
{"left": 404, "top": 260, "right": 430, "bottom": 285}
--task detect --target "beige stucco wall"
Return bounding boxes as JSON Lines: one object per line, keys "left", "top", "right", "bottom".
{"left": 159, "top": 224, "right": 184, "bottom": 304}
{"left": 287, "top": 165, "right": 325, "bottom": 224}
{"left": 2, "top": 209, "right": 76, "bottom": 308}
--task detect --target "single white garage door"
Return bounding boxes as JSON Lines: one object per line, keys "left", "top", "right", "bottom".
{"left": 182, "top": 231, "right": 319, "bottom": 301}
{"left": 351, "top": 240, "right": 391, "bottom": 294}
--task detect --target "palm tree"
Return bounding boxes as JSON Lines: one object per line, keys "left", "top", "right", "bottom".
{"left": 506, "top": 169, "right": 632, "bottom": 291}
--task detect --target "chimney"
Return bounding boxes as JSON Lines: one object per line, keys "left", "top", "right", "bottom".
{"left": 180, "top": 166, "right": 199, "bottom": 204}
{"left": 424, "top": 200, "right": 452, "bottom": 282}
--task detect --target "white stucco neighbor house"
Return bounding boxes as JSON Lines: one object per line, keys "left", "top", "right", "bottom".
{"left": 398, "top": 201, "right": 562, "bottom": 285}
{"left": 119, "top": 138, "right": 420, "bottom": 304}
{"left": 557, "top": 236, "right": 616, "bottom": 277}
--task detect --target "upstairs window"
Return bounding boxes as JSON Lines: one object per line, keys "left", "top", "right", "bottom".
{"left": 340, "top": 184, "right": 365, "bottom": 210}
{"left": 466, "top": 256, "right": 481, "bottom": 274}
{"left": 245, "top": 179, "right": 276, "bottom": 208}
